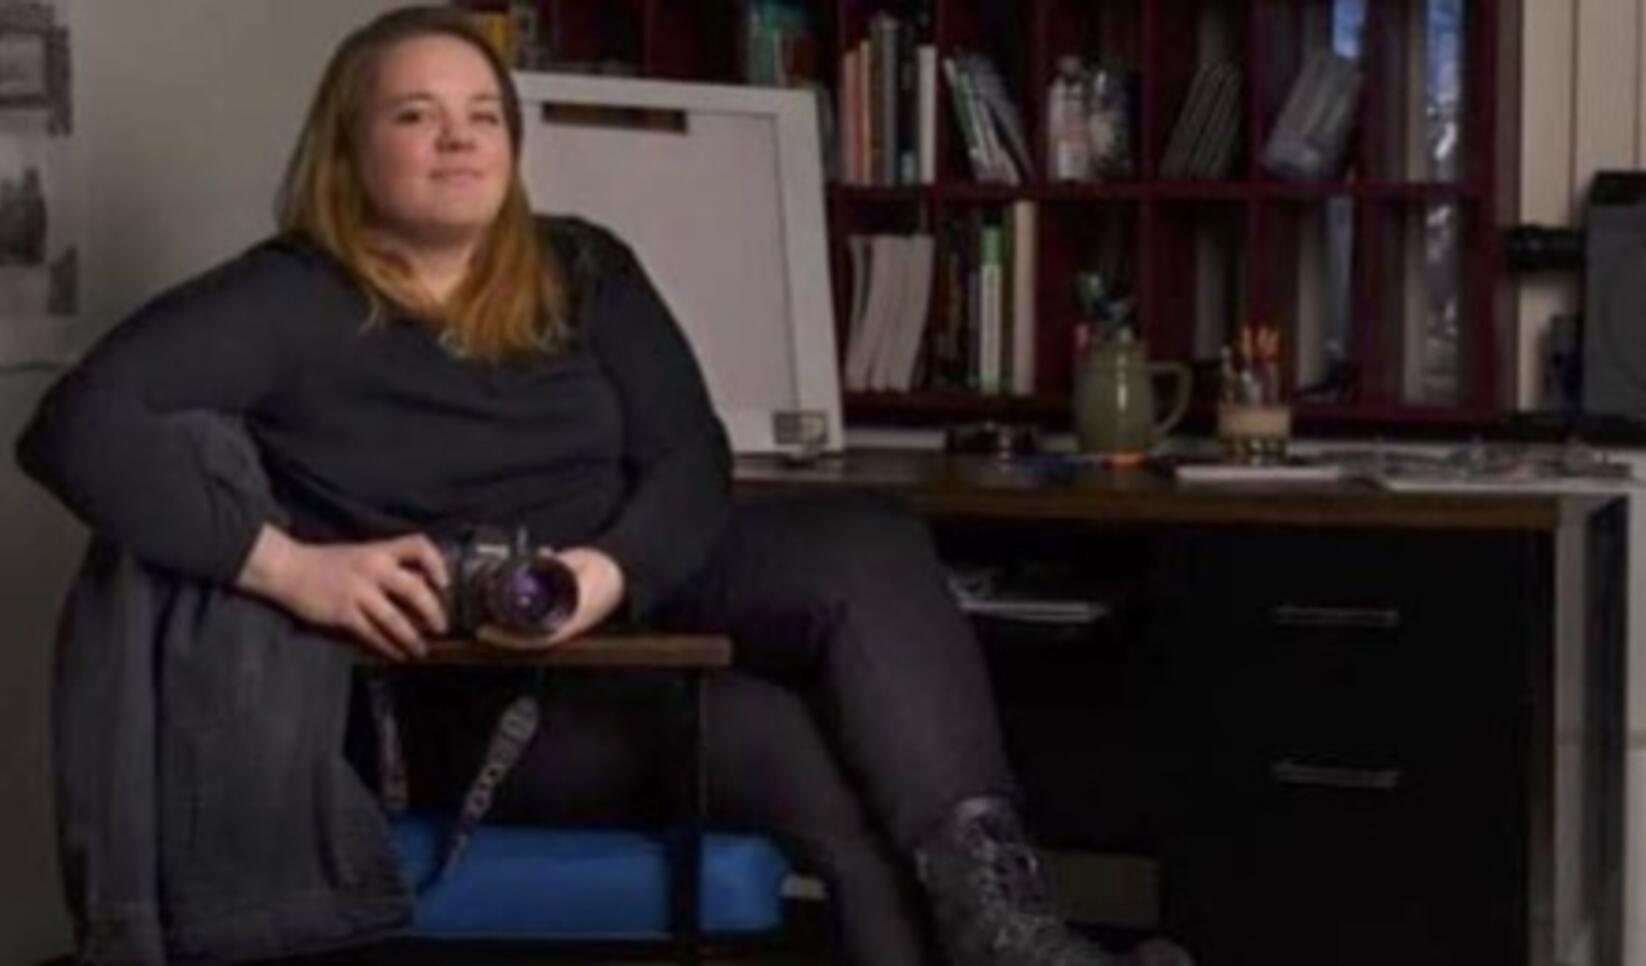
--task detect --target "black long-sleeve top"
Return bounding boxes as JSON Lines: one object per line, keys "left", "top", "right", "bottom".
{"left": 16, "top": 220, "right": 732, "bottom": 618}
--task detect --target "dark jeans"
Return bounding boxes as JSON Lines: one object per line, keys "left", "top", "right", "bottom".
{"left": 400, "top": 491, "right": 1017, "bottom": 966}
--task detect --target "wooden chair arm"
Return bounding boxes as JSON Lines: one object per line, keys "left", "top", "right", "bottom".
{"left": 414, "top": 627, "right": 733, "bottom": 670}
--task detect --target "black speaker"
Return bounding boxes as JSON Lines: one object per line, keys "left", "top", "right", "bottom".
{"left": 1582, "top": 172, "right": 1646, "bottom": 418}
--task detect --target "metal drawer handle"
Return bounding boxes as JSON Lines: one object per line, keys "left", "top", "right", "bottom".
{"left": 1271, "top": 759, "right": 1403, "bottom": 791}
{"left": 1270, "top": 604, "right": 1401, "bottom": 631}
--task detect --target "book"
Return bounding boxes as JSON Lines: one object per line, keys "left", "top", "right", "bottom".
{"left": 1294, "top": 206, "right": 1329, "bottom": 390}
{"left": 744, "top": 0, "right": 816, "bottom": 86}
{"left": 1161, "top": 63, "right": 1228, "bottom": 178}
{"left": 839, "top": 46, "right": 860, "bottom": 183}
{"left": 917, "top": 44, "right": 938, "bottom": 184}
{"left": 845, "top": 233, "right": 872, "bottom": 361}
{"left": 857, "top": 37, "right": 873, "bottom": 183}
{"left": 880, "top": 234, "right": 937, "bottom": 391}
{"left": 1189, "top": 63, "right": 1242, "bottom": 178}
{"left": 942, "top": 55, "right": 992, "bottom": 182}
{"left": 896, "top": 13, "right": 918, "bottom": 184}
{"left": 871, "top": 14, "right": 898, "bottom": 185}
{"left": 930, "top": 217, "right": 970, "bottom": 390}
{"left": 964, "top": 52, "right": 1033, "bottom": 181}
{"left": 977, "top": 221, "right": 1005, "bottom": 394}
{"left": 845, "top": 235, "right": 907, "bottom": 390}
{"left": 1261, "top": 48, "right": 1363, "bottom": 181}
{"left": 1009, "top": 200, "right": 1037, "bottom": 396}
{"left": 943, "top": 52, "right": 1020, "bottom": 184}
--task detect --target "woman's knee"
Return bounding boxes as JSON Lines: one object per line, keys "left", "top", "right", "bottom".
{"left": 739, "top": 491, "right": 942, "bottom": 592}
{"left": 704, "top": 672, "right": 874, "bottom": 840}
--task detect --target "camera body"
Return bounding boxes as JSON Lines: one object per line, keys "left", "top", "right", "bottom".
{"left": 437, "top": 526, "right": 579, "bottom": 637}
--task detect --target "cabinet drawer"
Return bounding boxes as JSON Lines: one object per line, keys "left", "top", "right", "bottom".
{"left": 1151, "top": 526, "right": 1535, "bottom": 806}
{"left": 1165, "top": 765, "right": 1523, "bottom": 966}
{"left": 1155, "top": 527, "right": 1517, "bottom": 636}
{"left": 1152, "top": 525, "right": 1533, "bottom": 693}
{"left": 1152, "top": 526, "right": 1539, "bottom": 965}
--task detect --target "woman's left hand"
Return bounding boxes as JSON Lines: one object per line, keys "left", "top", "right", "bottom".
{"left": 541, "top": 546, "right": 626, "bottom": 644}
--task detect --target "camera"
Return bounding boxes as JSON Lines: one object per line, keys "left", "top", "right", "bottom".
{"left": 437, "top": 526, "right": 579, "bottom": 637}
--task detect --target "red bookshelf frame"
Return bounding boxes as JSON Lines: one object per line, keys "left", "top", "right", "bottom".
{"left": 460, "top": 0, "right": 1510, "bottom": 433}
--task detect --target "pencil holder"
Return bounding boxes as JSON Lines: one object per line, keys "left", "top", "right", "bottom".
{"left": 1217, "top": 401, "right": 1292, "bottom": 463}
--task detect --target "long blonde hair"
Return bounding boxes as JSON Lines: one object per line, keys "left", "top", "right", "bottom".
{"left": 276, "top": 5, "right": 568, "bottom": 361}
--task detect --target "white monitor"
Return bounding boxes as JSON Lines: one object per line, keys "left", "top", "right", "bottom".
{"left": 513, "top": 72, "right": 843, "bottom": 456}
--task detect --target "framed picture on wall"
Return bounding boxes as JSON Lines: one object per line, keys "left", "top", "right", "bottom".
{"left": 0, "top": 0, "right": 75, "bottom": 368}
{"left": 0, "top": 28, "right": 48, "bottom": 102}
{"left": 0, "top": 2, "right": 70, "bottom": 134}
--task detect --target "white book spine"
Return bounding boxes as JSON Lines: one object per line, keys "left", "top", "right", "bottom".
{"left": 966, "top": 60, "right": 1016, "bottom": 184}
{"left": 846, "top": 234, "right": 899, "bottom": 390}
{"left": 868, "top": 236, "right": 911, "bottom": 390}
{"left": 917, "top": 45, "right": 938, "bottom": 185}
{"left": 887, "top": 234, "right": 936, "bottom": 390}
{"left": 978, "top": 225, "right": 1004, "bottom": 394}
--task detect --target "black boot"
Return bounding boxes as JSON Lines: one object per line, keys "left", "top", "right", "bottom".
{"left": 915, "top": 796, "right": 1195, "bottom": 966}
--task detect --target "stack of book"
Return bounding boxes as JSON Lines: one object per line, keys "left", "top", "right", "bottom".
{"left": 926, "top": 203, "right": 1038, "bottom": 396}
{"left": 1261, "top": 49, "right": 1362, "bottom": 181}
{"left": 844, "top": 205, "right": 1039, "bottom": 397}
{"left": 1160, "top": 61, "right": 1243, "bottom": 179}
{"left": 843, "top": 233, "right": 937, "bottom": 392}
{"left": 742, "top": 0, "right": 819, "bottom": 87}
{"left": 942, "top": 50, "right": 1033, "bottom": 185}
{"left": 838, "top": 11, "right": 936, "bottom": 186}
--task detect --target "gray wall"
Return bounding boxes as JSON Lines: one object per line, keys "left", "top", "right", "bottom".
{"left": 0, "top": 2, "right": 405, "bottom": 960}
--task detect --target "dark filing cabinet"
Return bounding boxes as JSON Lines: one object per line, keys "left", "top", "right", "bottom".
{"left": 1152, "top": 519, "right": 1625, "bottom": 966}
{"left": 737, "top": 451, "right": 1628, "bottom": 966}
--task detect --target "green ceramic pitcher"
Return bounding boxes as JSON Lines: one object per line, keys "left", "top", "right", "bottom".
{"left": 1072, "top": 327, "right": 1192, "bottom": 460}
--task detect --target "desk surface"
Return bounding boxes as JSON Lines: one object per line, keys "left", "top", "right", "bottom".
{"left": 734, "top": 450, "right": 1617, "bottom": 532}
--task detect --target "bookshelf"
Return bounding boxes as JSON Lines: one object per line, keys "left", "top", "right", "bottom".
{"left": 459, "top": 0, "right": 1509, "bottom": 433}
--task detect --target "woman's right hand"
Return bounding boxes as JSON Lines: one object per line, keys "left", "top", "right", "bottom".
{"left": 236, "top": 524, "right": 450, "bottom": 661}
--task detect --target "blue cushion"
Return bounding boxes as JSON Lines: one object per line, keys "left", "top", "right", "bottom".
{"left": 390, "top": 815, "right": 790, "bottom": 940}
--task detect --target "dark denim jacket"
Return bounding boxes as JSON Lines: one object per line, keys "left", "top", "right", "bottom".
{"left": 53, "top": 414, "right": 410, "bottom": 964}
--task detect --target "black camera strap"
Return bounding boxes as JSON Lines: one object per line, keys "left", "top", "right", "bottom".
{"left": 365, "top": 673, "right": 545, "bottom": 891}
{"left": 430, "top": 691, "right": 541, "bottom": 887}
{"left": 365, "top": 675, "right": 409, "bottom": 815}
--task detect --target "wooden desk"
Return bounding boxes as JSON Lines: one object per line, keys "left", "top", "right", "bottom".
{"left": 735, "top": 449, "right": 1611, "bottom": 529}
{"left": 736, "top": 450, "right": 1627, "bottom": 966}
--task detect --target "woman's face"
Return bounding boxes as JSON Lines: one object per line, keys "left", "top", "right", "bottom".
{"left": 355, "top": 34, "right": 512, "bottom": 251}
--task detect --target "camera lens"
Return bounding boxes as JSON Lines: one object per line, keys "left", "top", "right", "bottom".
{"left": 481, "top": 555, "right": 579, "bottom": 634}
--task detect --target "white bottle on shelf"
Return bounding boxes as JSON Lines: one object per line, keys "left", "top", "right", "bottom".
{"left": 1046, "top": 56, "right": 1089, "bottom": 182}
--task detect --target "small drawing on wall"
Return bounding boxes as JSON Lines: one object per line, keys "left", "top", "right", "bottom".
{"left": 0, "top": 30, "right": 48, "bottom": 99}
{"left": 0, "top": 0, "right": 73, "bottom": 368}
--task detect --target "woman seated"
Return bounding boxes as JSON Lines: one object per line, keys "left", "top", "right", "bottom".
{"left": 17, "top": 7, "right": 1190, "bottom": 965}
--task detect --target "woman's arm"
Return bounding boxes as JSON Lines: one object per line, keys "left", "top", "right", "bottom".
{"left": 16, "top": 244, "right": 322, "bottom": 583}
{"left": 579, "top": 245, "right": 732, "bottom": 621}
